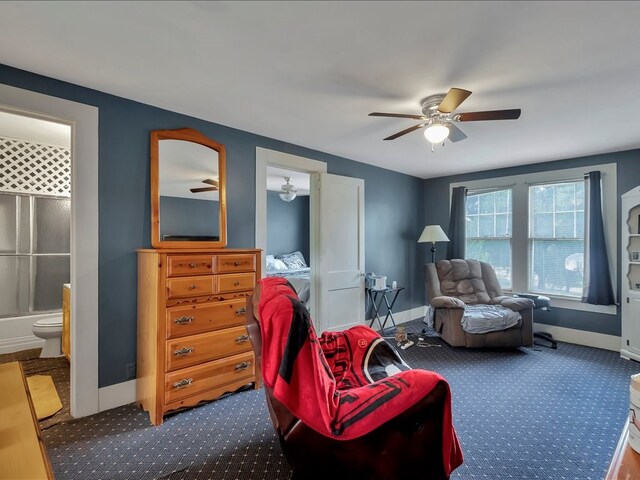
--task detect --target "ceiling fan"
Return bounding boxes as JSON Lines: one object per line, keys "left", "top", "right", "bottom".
{"left": 190, "top": 178, "right": 218, "bottom": 193}
{"left": 369, "top": 87, "right": 521, "bottom": 144}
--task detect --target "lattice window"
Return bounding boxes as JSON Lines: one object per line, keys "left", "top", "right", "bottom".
{"left": 0, "top": 137, "right": 71, "bottom": 197}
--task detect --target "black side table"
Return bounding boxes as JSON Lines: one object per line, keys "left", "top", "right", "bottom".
{"left": 367, "top": 286, "right": 404, "bottom": 332}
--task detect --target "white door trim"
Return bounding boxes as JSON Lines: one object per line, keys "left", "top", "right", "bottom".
{"left": 0, "top": 83, "right": 100, "bottom": 418}
{"left": 255, "top": 147, "right": 327, "bottom": 317}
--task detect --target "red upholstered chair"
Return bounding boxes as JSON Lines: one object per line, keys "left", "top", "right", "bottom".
{"left": 245, "top": 280, "right": 462, "bottom": 480}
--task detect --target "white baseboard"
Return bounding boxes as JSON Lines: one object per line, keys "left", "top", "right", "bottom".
{"left": 533, "top": 323, "right": 620, "bottom": 352}
{"left": 0, "top": 335, "right": 44, "bottom": 355}
{"left": 367, "top": 306, "right": 622, "bottom": 353}
{"left": 393, "top": 306, "right": 427, "bottom": 325}
{"left": 98, "top": 379, "right": 137, "bottom": 412}
{"left": 92, "top": 315, "right": 620, "bottom": 415}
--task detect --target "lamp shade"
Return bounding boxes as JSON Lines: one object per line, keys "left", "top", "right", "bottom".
{"left": 418, "top": 225, "right": 450, "bottom": 243}
{"left": 424, "top": 124, "right": 450, "bottom": 144}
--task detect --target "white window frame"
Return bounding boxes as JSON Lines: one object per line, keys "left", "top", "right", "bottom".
{"left": 465, "top": 186, "right": 514, "bottom": 289}
{"left": 452, "top": 163, "right": 617, "bottom": 315}
{"left": 528, "top": 179, "right": 585, "bottom": 299}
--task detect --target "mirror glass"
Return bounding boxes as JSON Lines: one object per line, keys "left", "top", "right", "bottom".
{"left": 151, "top": 129, "right": 227, "bottom": 248}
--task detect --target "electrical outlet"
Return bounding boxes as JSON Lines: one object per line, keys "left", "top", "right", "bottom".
{"left": 126, "top": 362, "right": 137, "bottom": 380}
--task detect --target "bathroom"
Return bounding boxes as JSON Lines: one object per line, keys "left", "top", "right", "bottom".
{"left": 0, "top": 109, "right": 72, "bottom": 426}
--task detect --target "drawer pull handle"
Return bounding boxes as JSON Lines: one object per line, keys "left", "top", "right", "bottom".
{"left": 233, "top": 281, "right": 241, "bottom": 286}
{"left": 174, "top": 347, "right": 193, "bottom": 356}
{"left": 189, "top": 284, "right": 197, "bottom": 290}
{"left": 189, "top": 263, "right": 197, "bottom": 268}
{"left": 235, "top": 361, "right": 251, "bottom": 371}
{"left": 235, "top": 334, "right": 249, "bottom": 344}
{"left": 173, "top": 378, "right": 193, "bottom": 389}
{"left": 174, "top": 316, "right": 193, "bottom": 325}
{"left": 234, "top": 261, "right": 242, "bottom": 266}
{"left": 236, "top": 307, "right": 247, "bottom": 316}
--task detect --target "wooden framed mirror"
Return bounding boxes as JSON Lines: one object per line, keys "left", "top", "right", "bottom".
{"left": 150, "top": 128, "right": 227, "bottom": 248}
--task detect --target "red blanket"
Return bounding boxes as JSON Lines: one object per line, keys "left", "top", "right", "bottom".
{"left": 256, "top": 277, "right": 463, "bottom": 476}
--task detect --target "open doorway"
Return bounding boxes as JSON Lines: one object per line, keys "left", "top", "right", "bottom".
{"left": 255, "top": 147, "right": 327, "bottom": 318}
{"left": 264, "top": 166, "right": 312, "bottom": 309}
{"left": 0, "top": 109, "right": 72, "bottom": 427}
{"left": 0, "top": 83, "right": 99, "bottom": 417}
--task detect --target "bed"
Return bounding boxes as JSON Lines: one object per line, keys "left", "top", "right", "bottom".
{"left": 265, "top": 251, "right": 311, "bottom": 307}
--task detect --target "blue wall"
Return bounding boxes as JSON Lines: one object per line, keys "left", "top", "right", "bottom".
{"left": 423, "top": 149, "right": 640, "bottom": 336}
{"left": 0, "top": 64, "right": 425, "bottom": 387}
{"left": 266, "top": 191, "right": 310, "bottom": 261}
{"left": 159, "top": 196, "right": 219, "bottom": 239}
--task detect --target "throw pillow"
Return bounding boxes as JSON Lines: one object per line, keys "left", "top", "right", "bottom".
{"left": 276, "top": 251, "right": 307, "bottom": 269}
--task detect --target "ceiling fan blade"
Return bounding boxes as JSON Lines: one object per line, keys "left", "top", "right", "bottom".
{"left": 447, "top": 124, "right": 468, "bottom": 143}
{"left": 190, "top": 187, "right": 217, "bottom": 193}
{"left": 202, "top": 179, "right": 218, "bottom": 187}
{"left": 456, "top": 109, "right": 521, "bottom": 122}
{"left": 383, "top": 123, "right": 425, "bottom": 141}
{"left": 369, "top": 112, "right": 426, "bottom": 120}
{"left": 437, "top": 88, "right": 472, "bottom": 113}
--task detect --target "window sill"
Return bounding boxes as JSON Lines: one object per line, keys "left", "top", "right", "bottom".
{"left": 535, "top": 294, "right": 617, "bottom": 316}
{"left": 504, "top": 289, "right": 617, "bottom": 315}
{"left": 547, "top": 295, "right": 618, "bottom": 315}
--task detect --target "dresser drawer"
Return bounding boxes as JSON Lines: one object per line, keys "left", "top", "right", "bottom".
{"left": 216, "top": 273, "right": 256, "bottom": 294}
{"left": 215, "top": 254, "right": 256, "bottom": 273}
{"left": 166, "top": 299, "right": 247, "bottom": 339}
{"left": 164, "top": 352, "right": 254, "bottom": 404}
{"left": 166, "top": 326, "right": 252, "bottom": 371}
{"left": 167, "top": 255, "right": 214, "bottom": 277}
{"left": 166, "top": 276, "right": 215, "bottom": 300}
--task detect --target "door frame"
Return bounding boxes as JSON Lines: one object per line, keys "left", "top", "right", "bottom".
{"left": 0, "top": 83, "right": 100, "bottom": 417}
{"left": 255, "top": 147, "right": 326, "bottom": 317}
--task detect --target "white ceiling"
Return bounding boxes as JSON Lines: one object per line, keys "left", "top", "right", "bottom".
{"left": 1, "top": 1, "right": 639, "bottom": 179}
{"left": 266, "top": 166, "right": 310, "bottom": 196}
{"left": 0, "top": 110, "right": 70, "bottom": 148}
{"left": 159, "top": 139, "right": 219, "bottom": 200}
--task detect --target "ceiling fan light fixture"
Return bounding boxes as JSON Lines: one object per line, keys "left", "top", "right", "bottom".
{"left": 424, "top": 123, "right": 450, "bottom": 144}
{"left": 279, "top": 176, "right": 297, "bottom": 202}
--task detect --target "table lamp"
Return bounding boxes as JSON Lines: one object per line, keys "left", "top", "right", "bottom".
{"left": 418, "top": 225, "right": 450, "bottom": 263}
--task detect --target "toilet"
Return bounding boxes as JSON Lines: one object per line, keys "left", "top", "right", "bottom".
{"left": 32, "top": 317, "right": 63, "bottom": 358}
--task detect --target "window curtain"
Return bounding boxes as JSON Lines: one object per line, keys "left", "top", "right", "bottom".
{"left": 447, "top": 186, "right": 467, "bottom": 259}
{"left": 582, "top": 171, "right": 615, "bottom": 305}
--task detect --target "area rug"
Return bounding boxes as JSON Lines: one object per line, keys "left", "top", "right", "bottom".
{"left": 26, "top": 375, "right": 63, "bottom": 420}
{"left": 0, "top": 348, "right": 70, "bottom": 428}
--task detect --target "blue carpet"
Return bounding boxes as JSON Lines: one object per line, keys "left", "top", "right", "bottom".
{"left": 42, "top": 319, "right": 640, "bottom": 479}
{"left": 398, "top": 320, "right": 639, "bottom": 479}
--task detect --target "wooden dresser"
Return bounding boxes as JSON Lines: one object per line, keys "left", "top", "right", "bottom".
{"left": 137, "top": 248, "right": 261, "bottom": 425}
{"left": 62, "top": 283, "right": 71, "bottom": 361}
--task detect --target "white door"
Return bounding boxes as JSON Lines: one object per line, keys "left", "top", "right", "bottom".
{"left": 311, "top": 173, "right": 365, "bottom": 333}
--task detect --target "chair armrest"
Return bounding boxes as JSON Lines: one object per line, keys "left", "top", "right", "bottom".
{"left": 489, "top": 296, "right": 511, "bottom": 305}
{"left": 430, "top": 296, "right": 466, "bottom": 309}
{"left": 499, "top": 297, "right": 535, "bottom": 312}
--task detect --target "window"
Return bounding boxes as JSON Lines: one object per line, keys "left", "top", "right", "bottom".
{"left": 452, "top": 163, "right": 617, "bottom": 314}
{"left": 529, "top": 181, "right": 584, "bottom": 298}
{"left": 465, "top": 188, "right": 512, "bottom": 289}
{"left": 0, "top": 193, "right": 70, "bottom": 318}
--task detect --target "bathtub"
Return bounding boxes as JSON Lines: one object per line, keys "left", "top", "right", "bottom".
{"left": 0, "top": 312, "right": 62, "bottom": 354}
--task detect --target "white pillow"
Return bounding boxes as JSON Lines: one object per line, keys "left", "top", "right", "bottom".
{"left": 266, "top": 255, "right": 288, "bottom": 271}
{"left": 266, "top": 255, "right": 276, "bottom": 270}
{"left": 272, "top": 259, "right": 288, "bottom": 270}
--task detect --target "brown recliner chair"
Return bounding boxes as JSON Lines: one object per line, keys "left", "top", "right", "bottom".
{"left": 425, "top": 259, "right": 534, "bottom": 348}
{"left": 245, "top": 294, "right": 456, "bottom": 480}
